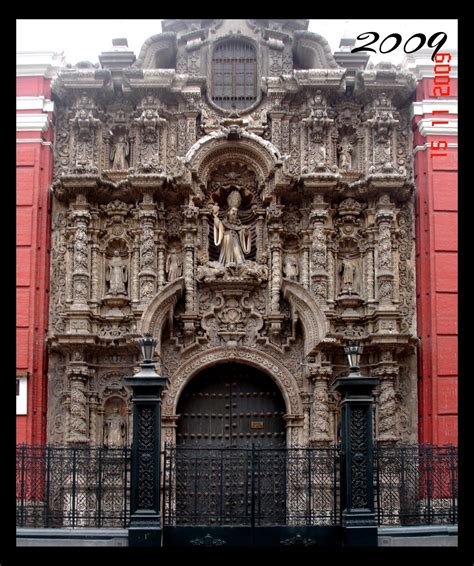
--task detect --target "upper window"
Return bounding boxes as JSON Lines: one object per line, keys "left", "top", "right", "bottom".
{"left": 211, "top": 39, "right": 257, "bottom": 110}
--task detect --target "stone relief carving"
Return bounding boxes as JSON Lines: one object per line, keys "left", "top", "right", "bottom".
{"left": 48, "top": 21, "right": 418, "bottom": 448}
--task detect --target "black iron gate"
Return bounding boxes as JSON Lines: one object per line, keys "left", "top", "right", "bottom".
{"left": 162, "top": 445, "right": 342, "bottom": 547}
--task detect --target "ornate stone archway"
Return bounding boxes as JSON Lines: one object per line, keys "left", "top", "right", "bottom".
{"left": 161, "top": 346, "right": 304, "bottom": 448}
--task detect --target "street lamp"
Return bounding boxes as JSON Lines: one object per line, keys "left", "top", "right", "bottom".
{"left": 125, "top": 333, "right": 168, "bottom": 547}
{"left": 140, "top": 333, "right": 157, "bottom": 364}
{"left": 344, "top": 339, "right": 363, "bottom": 373}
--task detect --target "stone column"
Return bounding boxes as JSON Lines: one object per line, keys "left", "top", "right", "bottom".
{"left": 66, "top": 358, "right": 91, "bottom": 445}
{"left": 375, "top": 197, "right": 395, "bottom": 306}
{"left": 309, "top": 199, "right": 329, "bottom": 302}
{"left": 308, "top": 365, "right": 333, "bottom": 445}
{"left": 138, "top": 192, "right": 157, "bottom": 305}
{"left": 71, "top": 201, "right": 91, "bottom": 308}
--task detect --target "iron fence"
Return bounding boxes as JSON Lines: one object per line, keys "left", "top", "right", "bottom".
{"left": 374, "top": 444, "right": 458, "bottom": 526}
{"left": 16, "top": 445, "right": 131, "bottom": 528}
{"left": 16, "top": 444, "right": 457, "bottom": 529}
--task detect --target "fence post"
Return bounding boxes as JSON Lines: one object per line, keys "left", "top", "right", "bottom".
{"left": 449, "top": 446, "right": 457, "bottom": 524}
{"left": 125, "top": 340, "right": 168, "bottom": 547}
{"left": 19, "top": 444, "right": 26, "bottom": 527}
{"left": 45, "top": 446, "right": 51, "bottom": 527}
{"left": 332, "top": 372, "right": 379, "bottom": 546}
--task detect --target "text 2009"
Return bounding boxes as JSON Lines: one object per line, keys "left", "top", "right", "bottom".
{"left": 351, "top": 32, "right": 447, "bottom": 61}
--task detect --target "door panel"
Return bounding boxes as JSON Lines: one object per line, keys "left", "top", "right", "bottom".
{"left": 176, "top": 364, "right": 286, "bottom": 448}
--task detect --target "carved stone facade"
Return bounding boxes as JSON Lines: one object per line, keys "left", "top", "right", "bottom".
{"left": 47, "top": 19, "right": 418, "bottom": 448}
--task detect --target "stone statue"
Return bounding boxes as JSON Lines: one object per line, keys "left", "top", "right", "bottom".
{"left": 283, "top": 253, "right": 299, "bottom": 280}
{"left": 212, "top": 191, "right": 251, "bottom": 267}
{"left": 338, "top": 138, "right": 353, "bottom": 170}
{"left": 110, "top": 133, "right": 129, "bottom": 170}
{"left": 166, "top": 250, "right": 182, "bottom": 282}
{"left": 104, "top": 407, "right": 126, "bottom": 448}
{"left": 106, "top": 251, "right": 127, "bottom": 295}
{"left": 340, "top": 258, "right": 357, "bottom": 291}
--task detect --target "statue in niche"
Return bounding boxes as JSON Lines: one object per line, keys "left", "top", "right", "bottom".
{"left": 338, "top": 137, "right": 353, "bottom": 170}
{"left": 166, "top": 249, "right": 182, "bottom": 282}
{"left": 212, "top": 191, "right": 251, "bottom": 267}
{"left": 283, "top": 253, "right": 299, "bottom": 280}
{"left": 106, "top": 251, "right": 128, "bottom": 295}
{"left": 340, "top": 258, "right": 357, "bottom": 293}
{"left": 104, "top": 407, "right": 126, "bottom": 448}
{"left": 110, "top": 132, "right": 129, "bottom": 170}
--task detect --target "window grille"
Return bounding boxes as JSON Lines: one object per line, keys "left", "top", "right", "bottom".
{"left": 212, "top": 39, "right": 257, "bottom": 110}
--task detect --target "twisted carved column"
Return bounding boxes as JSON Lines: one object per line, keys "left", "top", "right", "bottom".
{"left": 375, "top": 200, "right": 395, "bottom": 306}
{"left": 309, "top": 202, "right": 329, "bottom": 301}
{"left": 71, "top": 205, "right": 91, "bottom": 307}
{"left": 138, "top": 196, "right": 157, "bottom": 304}
{"left": 66, "top": 359, "right": 91, "bottom": 444}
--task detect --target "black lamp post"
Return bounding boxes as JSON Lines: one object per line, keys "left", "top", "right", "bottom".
{"left": 332, "top": 339, "right": 379, "bottom": 546}
{"left": 125, "top": 333, "right": 168, "bottom": 547}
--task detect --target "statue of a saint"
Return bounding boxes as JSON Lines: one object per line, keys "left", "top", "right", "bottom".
{"left": 165, "top": 250, "right": 182, "bottom": 282}
{"left": 340, "top": 258, "right": 357, "bottom": 291}
{"left": 212, "top": 192, "right": 251, "bottom": 267}
{"left": 104, "top": 407, "right": 126, "bottom": 448}
{"left": 110, "top": 133, "right": 129, "bottom": 170}
{"left": 106, "top": 251, "right": 127, "bottom": 295}
{"left": 283, "top": 254, "right": 299, "bottom": 280}
{"left": 338, "top": 138, "right": 353, "bottom": 170}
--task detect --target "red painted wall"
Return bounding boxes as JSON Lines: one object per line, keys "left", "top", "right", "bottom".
{"left": 414, "top": 78, "right": 458, "bottom": 446}
{"left": 16, "top": 73, "right": 54, "bottom": 446}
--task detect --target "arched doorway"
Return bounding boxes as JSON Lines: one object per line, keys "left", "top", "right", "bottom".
{"left": 176, "top": 363, "right": 287, "bottom": 448}
{"left": 170, "top": 363, "right": 287, "bottom": 527}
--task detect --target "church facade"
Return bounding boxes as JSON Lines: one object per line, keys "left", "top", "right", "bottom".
{"left": 46, "top": 19, "right": 425, "bottom": 452}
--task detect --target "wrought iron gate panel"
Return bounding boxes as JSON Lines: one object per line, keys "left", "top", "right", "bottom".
{"left": 163, "top": 446, "right": 340, "bottom": 527}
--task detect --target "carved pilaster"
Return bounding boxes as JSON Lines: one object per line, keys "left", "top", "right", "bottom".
{"left": 372, "top": 362, "right": 401, "bottom": 444}
{"left": 308, "top": 365, "right": 333, "bottom": 445}
{"left": 266, "top": 203, "right": 284, "bottom": 315}
{"left": 301, "top": 230, "right": 311, "bottom": 291}
{"left": 156, "top": 230, "right": 166, "bottom": 288}
{"left": 181, "top": 204, "right": 199, "bottom": 315}
{"left": 89, "top": 394, "right": 99, "bottom": 446}
{"left": 131, "top": 231, "right": 141, "bottom": 305}
{"left": 89, "top": 242, "right": 99, "bottom": 305}
{"left": 65, "top": 235, "right": 74, "bottom": 304}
